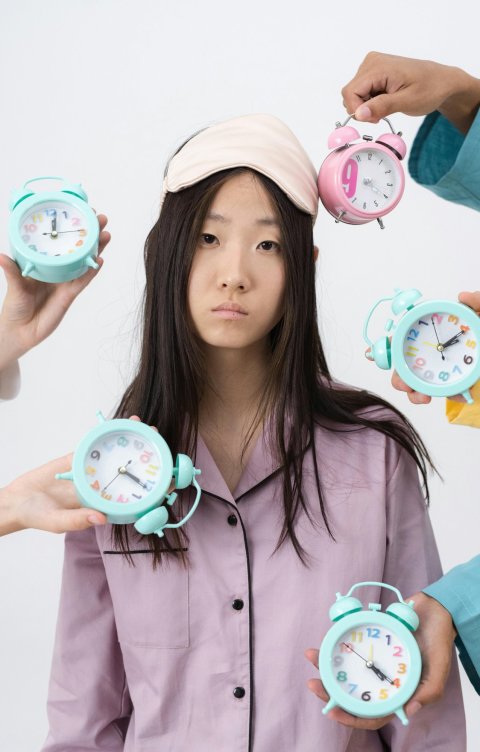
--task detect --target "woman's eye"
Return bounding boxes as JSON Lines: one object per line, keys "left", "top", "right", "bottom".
{"left": 200, "top": 233, "right": 217, "bottom": 245}
{"left": 259, "top": 241, "right": 281, "bottom": 252}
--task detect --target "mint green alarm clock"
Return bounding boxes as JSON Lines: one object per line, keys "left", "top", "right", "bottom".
{"left": 364, "top": 288, "right": 480, "bottom": 403}
{"left": 319, "top": 582, "right": 421, "bottom": 726}
{"left": 56, "top": 411, "right": 202, "bottom": 536}
{"left": 9, "top": 176, "right": 100, "bottom": 283}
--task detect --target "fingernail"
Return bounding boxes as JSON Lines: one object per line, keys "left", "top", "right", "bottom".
{"left": 88, "top": 515, "right": 103, "bottom": 525}
{"left": 356, "top": 104, "right": 372, "bottom": 120}
{"left": 408, "top": 701, "right": 422, "bottom": 717}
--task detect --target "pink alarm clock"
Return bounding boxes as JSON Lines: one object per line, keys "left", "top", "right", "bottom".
{"left": 317, "top": 116, "right": 407, "bottom": 229}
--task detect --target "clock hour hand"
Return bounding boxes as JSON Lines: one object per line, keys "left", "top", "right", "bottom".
{"left": 51, "top": 210, "right": 57, "bottom": 237}
{"left": 120, "top": 468, "right": 149, "bottom": 489}
{"left": 441, "top": 330, "right": 465, "bottom": 350}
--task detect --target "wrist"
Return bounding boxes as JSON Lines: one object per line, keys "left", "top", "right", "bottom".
{"left": 0, "top": 321, "right": 27, "bottom": 371}
{"left": 439, "top": 67, "right": 480, "bottom": 135}
{"left": 0, "top": 486, "right": 25, "bottom": 536}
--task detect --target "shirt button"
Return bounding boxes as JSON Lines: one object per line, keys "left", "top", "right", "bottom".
{"left": 232, "top": 599, "right": 244, "bottom": 611}
{"left": 227, "top": 514, "right": 238, "bottom": 526}
{"left": 233, "top": 686, "right": 246, "bottom": 699}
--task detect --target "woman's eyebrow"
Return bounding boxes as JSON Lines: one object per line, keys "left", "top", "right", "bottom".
{"left": 206, "top": 212, "right": 280, "bottom": 227}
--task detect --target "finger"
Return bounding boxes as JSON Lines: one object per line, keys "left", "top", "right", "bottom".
{"left": 408, "top": 391, "right": 432, "bottom": 405}
{"left": 458, "top": 290, "right": 480, "bottom": 314}
{"left": 47, "top": 508, "right": 107, "bottom": 533}
{"left": 304, "top": 648, "right": 319, "bottom": 668}
{"left": 97, "top": 214, "right": 108, "bottom": 232}
{"left": 129, "top": 415, "right": 141, "bottom": 421}
{"left": 326, "top": 705, "right": 394, "bottom": 731}
{"left": 341, "top": 72, "right": 389, "bottom": 117}
{"left": 391, "top": 371, "right": 431, "bottom": 404}
{"left": 307, "top": 678, "right": 329, "bottom": 702}
{"left": 97, "top": 230, "right": 112, "bottom": 256}
{"left": 0, "top": 253, "right": 25, "bottom": 291}
{"left": 354, "top": 90, "right": 411, "bottom": 123}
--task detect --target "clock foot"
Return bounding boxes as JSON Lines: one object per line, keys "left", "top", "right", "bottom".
{"left": 377, "top": 217, "right": 385, "bottom": 229}
{"left": 322, "top": 698, "right": 338, "bottom": 715}
{"left": 395, "top": 707, "right": 409, "bottom": 726}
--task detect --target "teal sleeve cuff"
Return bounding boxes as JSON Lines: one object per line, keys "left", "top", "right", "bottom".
{"left": 423, "top": 555, "right": 480, "bottom": 694}
{"left": 408, "top": 109, "right": 480, "bottom": 210}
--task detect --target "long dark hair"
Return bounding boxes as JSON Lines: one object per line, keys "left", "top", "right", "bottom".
{"left": 113, "top": 166, "right": 433, "bottom": 566}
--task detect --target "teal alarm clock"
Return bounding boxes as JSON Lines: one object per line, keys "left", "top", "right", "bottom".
{"left": 319, "top": 582, "right": 421, "bottom": 726}
{"left": 364, "top": 288, "right": 480, "bottom": 403}
{"left": 56, "top": 411, "right": 202, "bottom": 536}
{"left": 9, "top": 176, "right": 100, "bottom": 283}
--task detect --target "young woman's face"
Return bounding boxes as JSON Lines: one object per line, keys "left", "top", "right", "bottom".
{"left": 187, "top": 172, "right": 286, "bottom": 352}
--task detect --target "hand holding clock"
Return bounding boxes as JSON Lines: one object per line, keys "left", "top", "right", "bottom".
{"left": 390, "top": 292, "right": 480, "bottom": 405}
{"left": 304, "top": 592, "right": 455, "bottom": 731}
{"left": 0, "top": 212, "right": 110, "bottom": 374}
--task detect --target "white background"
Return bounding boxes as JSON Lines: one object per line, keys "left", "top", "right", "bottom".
{"left": 1, "top": 1, "right": 479, "bottom": 749}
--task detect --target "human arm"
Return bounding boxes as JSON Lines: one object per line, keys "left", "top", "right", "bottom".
{"left": 0, "top": 213, "right": 110, "bottom": 399}
{"left": 0, "top": 454, "right": 106, "bottom": 536}
{"left": 41, "top": 525, "right": 132, "bottom": 750}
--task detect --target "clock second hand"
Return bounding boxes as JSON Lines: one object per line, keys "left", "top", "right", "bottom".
{"left": 341, "top": 642, "right": 394, "bottom": 685}
{"left": 102, "top": 459, "right": 133, "bottom": 493}
{"left": 42, "top": 229, "right": 86, "bottom": 235}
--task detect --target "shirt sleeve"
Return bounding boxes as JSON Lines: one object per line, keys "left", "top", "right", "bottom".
{"left": 41, "top": 526, "right": 132, "bottom": 751}
{"left": 408, "top": 108, "right": 480, "bottom": 210}
{"left": 0, "top": 360, "right": 20, "bottom": 401}
{"left": 423, "top": 555, "right": 480, "bottom": 695}
{"left": 378, "top": 445, "right": 466, "bottom": 751}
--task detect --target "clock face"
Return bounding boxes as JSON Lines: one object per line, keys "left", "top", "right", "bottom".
{"left": 84, "top": 431, "right": 163, "bottom": 505}
{"left": 331, "top": 623, "right": 410, "bottom": 704}
{"left": 402, "top": 311, "right": 477, "bottom": 385}
{"left": 19, "top": 200, "right": 89, "bottom": 257}
{"left": 341, "top": 148, "right": 400, "bottom": 213}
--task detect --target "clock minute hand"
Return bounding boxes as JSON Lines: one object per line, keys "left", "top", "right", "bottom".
{"left": 42, "top": 228, "right": 86, "bottom": 235}
{"left": 430, "top": 317, "right": 445, "bottom": 361}
{"left": 121, "top": 468, "right": 149, "bottom": 489}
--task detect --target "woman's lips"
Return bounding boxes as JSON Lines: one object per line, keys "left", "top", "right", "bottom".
{"left": 212, "top": 302, "right": 248, "bottom": 319}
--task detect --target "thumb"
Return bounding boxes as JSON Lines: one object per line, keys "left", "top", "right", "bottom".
{"left": 354, "top": 92, "right": 409, "bottom": 123}
{"left": 0, "top": 253, "right": 23, "bottom": 286}
{"left": 50, "top": 508, "right": 107, "bottom": 533}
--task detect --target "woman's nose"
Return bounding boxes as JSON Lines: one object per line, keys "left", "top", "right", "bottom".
{"left": 218, "top": 249, "right": 251, "bottom": 291}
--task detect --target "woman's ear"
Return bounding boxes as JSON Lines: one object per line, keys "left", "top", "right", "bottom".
{"left": 313, "top": 245, "right": 319, "bottom": 262}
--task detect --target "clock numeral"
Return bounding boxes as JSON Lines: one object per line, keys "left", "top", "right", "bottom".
{"left": 460, "top": 324, "right": 470, "bottom": 333}
{"left": 340, "top": 642, "right": 353, "bottom": 653}
{"left": 45, "top": 209, "right": 57, "bottom": 217}
{"left": 146, "top": 464, "right": 159, "bottom": 476}
{"left": 103, "top": 440, "right": 115, "bottom": 452}
{"left": 62, "top": 210, "right": 69, "bottom": 219}
{"left": 31, "top": 213, "right": 44, "bottom": 223}
{"left": 367, "top": 152, "right": 372, "bottom": 160}
{"left": 144, "top": 480, "right": 154, "bottom": 492}
{"left": 405, "top": 346, "right": 418, "bottom": 358}
{"left": 116, "top": 494, "right": 129, "bottom": 504}
{"left": 418, "top": 319, "right": 429, "bottom": 326}
{"left": 91, "top": 450, "right": 100, "bottom": 460}
{"left": 350, "top": 631, "right": 363, "bottom": 643}
{"left": 386, "top": 183, "right": 393, "bottom": 187}
{"left": 393, "top": 646, "right": 403, "bottom": 657}
{"left": 448, "top": 314, "right": 459, "bottom": 325}
{"left": 366, "top": 628, "right": 380, "bottom": 639}
{"left": 23, "top": 223, "right": 36, "bottom": 233}
{"left": 140, "top": 451, "right": 153, "bottom": 463}
{"left": 363, "top": 202, "right": 367, "bottom": 210}
{"left": 117, "top": 436, "right": 129, "bottom": 447}
{"left": 424, "top": 370, "right": 434, "bottom": 380}
{"left": 333, "top": 655, "right": 343, "bottom": 666}
{"left": 414, "top": 357, "right": 426, "bottom": 368}
{"left": 453, "top": 365, "right": 462, "bottom": 375}
{"left": 383, "top": 193, "right": 388, "bottom": 199}
{"left": 397, "top": 663, "right": 407, "bottom": 674}
{"left": 355, "top": 155, "right": 361, "bottom": 163}
{"left": 336, "top": 671, "right": 347, "bottom": 682}
{"left": 348, "top": 683, "right": 358, "bottom": 695}
{"left": 431, "top": 313, "right": 443, "bottom": 325}
{"left": 378, "top": 159, "right": 383, "bottom": 165}
{"left": 79, "top": 229, "right": 87, "bottom": 237}
{"left": 393, "top": 678, "right": 401, "bottom": 688}
{"left": 361, "top": 691, "right": 372, "bottom": 702}
{"left": 132, "top": 493, "right": 142, "bottom": 500}
{"left": 438, "top": 371, "right": 450, "bottom": 382}
{"left": 342, "top": 159, "right": 358, "bottom": 199}
{"left": 71, "top": 217, "right": 81, "bottom": 227}
{"left": 466, "top": 339, "right": 477, "bottom": 349}
{"left": 85, "top": 465, "right": 96, "bottom": 477}
{"left": 134, "top": 440, "right": 144, "bottom": 450}
{"left": 101, "top": 490, "right": 112, "bottom": 500}
{"left": 385, "top": 170, "right": 391, "bottom": 174}
{"left": 385, "top": 634, "right": 391, "bottom": 645}
{"left": 407, "top": 328, "right": 419, "bottom": 341}
{"left": 90, "top": 480, "right": 100, "bottom": 491}
{"left": 379, "top": 689, "right": 389, "bottom": 700}
{"left": 374, "top": 200, "right": 378, "bottom": 207}
{"left": 464, "top": 355, "right": 474, "bottom": 365}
